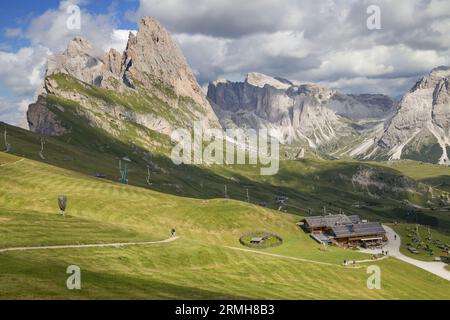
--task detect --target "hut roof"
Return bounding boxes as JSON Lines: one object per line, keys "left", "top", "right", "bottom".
{"left": 304, "top": 214, "right": 360, "bottom": 228}
{"left": 331, "top": 222, "right": 385, "bottom": 239}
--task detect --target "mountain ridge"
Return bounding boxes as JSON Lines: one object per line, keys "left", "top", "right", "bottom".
{"left": 28, "top": 17, "right": 220, "bottom": 148}
{"left": 24, "top": 15, "right": 450, "bottom": 166}
{"left": 207, "top": 72, "right": 396, "bottom": 160}
{"left": 208, "top": 70, "right": 450, "bottom": 165}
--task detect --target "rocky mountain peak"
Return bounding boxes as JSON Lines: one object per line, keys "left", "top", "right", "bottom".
{"left": 123, "top": 16, "right": 192, "bottom": 89}
{"left": 46, "top": 36, "right": 105, "bottom": 86}
{"left": 122, "top": 16, "right": 216, "bottom": 118}
{"left": 208, "top": 73, "right": 397, "bottom": 152}
{"left": 65, "top": 36, "right": 93, "bottom": 56}
{"left": 102, "top": 48, "right": 122, "bottom": 76}
{"left": 375, "top": 66, "right": 450, "bottom": 164}
{"left": 245, "top": 72, "right": 291, "bottom": 90}
{"left": 295, "top": 84, "right": 335, "bottom": 102}
{"left": 29, "top": 16, "right": 221, "bottom": 140}
{"left": 412, "top": 66, "right": 450, "bottom": 92}
{"left": 430, "top": 66, "right": 450, "bottom": 77}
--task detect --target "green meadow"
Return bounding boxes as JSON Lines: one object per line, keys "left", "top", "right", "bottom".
{"left": 1, "top": 152, "right": 449, "bottom": 299}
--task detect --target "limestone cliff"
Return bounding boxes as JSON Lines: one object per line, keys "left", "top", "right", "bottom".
{"left": 27, "top": 17, "right": 220, "bottom": 146}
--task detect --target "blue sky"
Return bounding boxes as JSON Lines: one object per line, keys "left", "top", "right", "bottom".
{"left": 0, "top": 0, "right": 139, "bottom": 52}
{"left": 0, "top": 0, "right": 449, "bottom": 127}
{"left": 0, "top": 0, "right": 141, "bottom": 125}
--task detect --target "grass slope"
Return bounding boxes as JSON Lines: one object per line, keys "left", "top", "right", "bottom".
{"left": 2, "top": 121, "right": 450, "bottom": 232}
{"left": 0, "top": 152, "right": 449, "bottom": 299}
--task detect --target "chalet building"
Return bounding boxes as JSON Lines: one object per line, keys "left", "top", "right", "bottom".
{"left": 302, "top": 214, "right": 386, "bottom": 248}
{"left": 304, "top": 214, "right": 361, "bottom": 234}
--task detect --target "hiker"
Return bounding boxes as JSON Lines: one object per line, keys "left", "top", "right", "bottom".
{"left": 171, "top": 229, "right": 176, "bottom": 238}
{"left": 394, "top": 235, "right": 397, "bottom": 240}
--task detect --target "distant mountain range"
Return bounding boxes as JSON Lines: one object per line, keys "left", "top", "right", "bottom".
{"left": 208, "top": 68, "right": 450, "bottom": 165}
{"left": 25, "top": 16, "right": 450, "bottom": 166}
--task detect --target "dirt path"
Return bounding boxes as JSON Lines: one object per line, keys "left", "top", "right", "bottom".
{"left": 225, "top": 246, "right": 353, "bottom": 268}
{"left": 0, "top": 237, "right": 179, "bottom": 254}
{"left": 0, "top": 158, "right": 24, "bottom": 167}
{"left": 359, "top": 226, "right": 450, "bottom": 281}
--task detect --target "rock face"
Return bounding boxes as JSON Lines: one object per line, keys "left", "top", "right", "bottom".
{"left": 329, "top": 93, "right": 396, "bottom": 120}
{"left": 26, "top": 14, "right": 449, "bottom": 165}
{"left": 46, "top": 36, "right": 104, "bottom": 85}
{"left": 122, "top": 18, "right": 210, "bottom": 108}
{"left": 353, "top": 67, "right": 450, "bottom": 164}
{"left": 28, "top": 16, "right": 220, "bottom": 145}
{"left": 27, "top": 95, "right": 67, "bottom": 136}
{"left": 208, "top": 73, "right": 395, "bottom": 152}
{"left": 45, "top": 37, "right": 123, "bottom": 90}
{"left": 209, "top": 69, "right": 449, "bottom": 165}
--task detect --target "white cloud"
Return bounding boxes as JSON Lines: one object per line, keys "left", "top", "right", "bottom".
{"left": 0, "top": 0, "right": 129, "bottom": 126}
{"left": 4, "top": 28, "right": 22, "bottom": 38}
{"left": 426, "top": 0, "right": 450, "bottom": 18}
{"left": 2, "top": 0, "right": 450, "bottom": 126}
{"left": 0, "top": 46, "right": 50, "bottom": 97}
{"left": 0, "top": 45, "right": 49, "bottom": 126}
{"left": 302, "top": 45, "right": 448, "bottom": 83}
{"left": 106, "top": 29, "right": 136, "bottom": 53}
{"left": 318, "top": 76, "right": 417, "bottom": 97}
{"left": 150, "top": 0, "right": 450, "bottom": 96}
{"left": 136, "top": 0, "right": 305, "bottom": 38}
{"left": 25, "top": 1, "right": 118, "bottom": 53}
{"left": 0, "top": 99, "right": 31, "bottom": 128}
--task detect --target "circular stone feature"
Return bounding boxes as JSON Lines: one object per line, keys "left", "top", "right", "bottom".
{"left": 239, "top": 231, "right": 283, "bottom": 249}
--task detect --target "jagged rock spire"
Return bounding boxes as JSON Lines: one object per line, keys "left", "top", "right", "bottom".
{"left": 28, "top": 16, "right": 221, "bottom": 138}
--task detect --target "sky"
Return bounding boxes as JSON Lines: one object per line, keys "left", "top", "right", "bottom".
{"left": 0, "top": 0, "right": 449, "bottom": 127}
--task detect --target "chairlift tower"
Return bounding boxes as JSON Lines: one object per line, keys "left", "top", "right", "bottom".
{"left": 39, "top": 136, "right": 46, "bottom": 160}
{"left": 146, "top": 165, "right": 152, "bottom": 186}
{"left": 224, "top": 184, "right": 229, "bottom": 199}
{"left": 119, "top": 157, "right": 131, "bottom": 184}
{"left": 3, "top": 128, "right": 11, "bottom": 153}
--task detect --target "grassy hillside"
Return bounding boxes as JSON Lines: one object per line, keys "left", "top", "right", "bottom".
{"left": 378, "top": 160, "right": 450, "bottom": 193}
{"left": 378, "top": 160, "right": 450, "bottom": 181}
{"left": 2, "top": 121, "right": 450, "bottom": 233}
{"left": 1, "top": 152, "right": 449, "bottom": 299}
{"left": 215, "top": 159, "right": 450, "bottom": 231}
